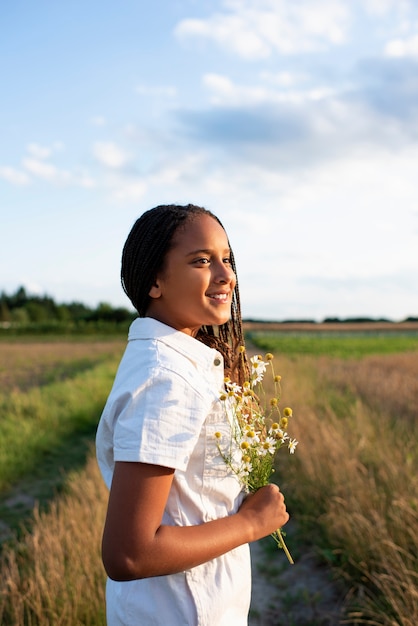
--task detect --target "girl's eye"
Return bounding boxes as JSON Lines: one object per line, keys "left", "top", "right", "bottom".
{"left": 223, "top": 258, "right": 232, "bottom": 264}
{"left": 195, "top": 257, "right": 210, "bottom": 264}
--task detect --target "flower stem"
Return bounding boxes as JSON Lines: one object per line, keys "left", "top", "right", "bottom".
{"left": 273, "top": 528, "right": 294, "bottom": 565}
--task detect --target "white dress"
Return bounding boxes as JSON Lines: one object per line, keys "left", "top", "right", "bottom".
{"left": 96, "top": 317, "right": 251, "bottom": 625}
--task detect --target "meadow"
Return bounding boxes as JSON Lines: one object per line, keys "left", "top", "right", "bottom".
{"left": 0, "top": 327, "right": 417, "bottom": 625}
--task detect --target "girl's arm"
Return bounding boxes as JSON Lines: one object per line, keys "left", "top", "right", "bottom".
{"left": 102, "top": 461, "right": 289, "bottom": 581}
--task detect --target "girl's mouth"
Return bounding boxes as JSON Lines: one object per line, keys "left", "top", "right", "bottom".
{"left": 207, "top": 293, "right": 229, "bottom": 302}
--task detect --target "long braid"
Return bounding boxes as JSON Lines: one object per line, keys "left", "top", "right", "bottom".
{"left": 121, "top": 204, "right": 249, "bottom": 385}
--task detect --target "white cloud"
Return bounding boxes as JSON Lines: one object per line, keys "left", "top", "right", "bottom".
{"left": 27, "top": 143, "right": 52, "bottom": 159}
{"left": 26, "top": 142, "right": 64, "bottom": 159}
{"left": 22, "top": 157, "right": 71, "bottom": 183}
{"left": 385, "top": 33, "right": 418, "bottom": 57}
{"left": 111, "top": 178, "right": 147, "bottom": 201}
{"left": 175, "top": 0, "right": 350, "bottom": 58}
{"left": 92, "top": 142, "right": 130, "bottom": 169}
{"left": 260, "top": 70, "right": 306, "bottom": 87}
{"left": 202, "top": 72, "right": 337, "bottom": 107}
{"left": 362, "top": 0, "right": 400, "bottom": 16}
{"left": 0, "top": 166, "right": 30, "bottom": 186}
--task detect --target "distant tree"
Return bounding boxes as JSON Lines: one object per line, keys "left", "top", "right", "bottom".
{"left": 0, "top": 286, "right": 135, "bottom": 330}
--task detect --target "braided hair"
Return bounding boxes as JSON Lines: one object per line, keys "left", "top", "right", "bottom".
{"left": 121, "top": 204, "right": 249, "bottom": 384}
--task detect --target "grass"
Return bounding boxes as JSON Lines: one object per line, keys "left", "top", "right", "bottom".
{"left": 247, "top": 329, "right": 418, "bottom": 358}
{"left": 0, "top": 453, "right": 108, "bottom": 625}
{"left": 0, "top": 340, "right": 124, "bottom": 539}
{"left": 249, "top": 332, "right": 418, "bottom": 625}
{"left": 0, "top": 339, "right": 124, "bottom": 625}
{"left": 0, "top": 333, "right": 417, "bottom": 624}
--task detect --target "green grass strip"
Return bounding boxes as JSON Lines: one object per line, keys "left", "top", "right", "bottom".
{"left": 0, "top": 358, "right": 119, "bottom": 493}
{"left": 247, "top": 331, "right": 418, "bottom": 358}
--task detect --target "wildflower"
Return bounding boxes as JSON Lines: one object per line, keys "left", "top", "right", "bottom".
{"left": 216, "top": 346, "right": 298, "bottom": 564}
{"left": 225, "top": 381, "right": 242, "bottom": 395}
{"left": 250, "top": 355, "right": 268, "bottom": 385}
{"left": 241, "top": 455, "right": 253, "bottom": 473}
{"left": 259, "top": 437, "right": 276, "bottom": 456}
{"left": 243, "top": 429, "right": 260, "bottom": 444}
{"left": 269, "top": 423, "right": 286, "bottom": 440}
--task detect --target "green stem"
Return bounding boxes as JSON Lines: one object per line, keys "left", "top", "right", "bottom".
{"left": 274, "top": 528, "right": 294, "bottom": 565}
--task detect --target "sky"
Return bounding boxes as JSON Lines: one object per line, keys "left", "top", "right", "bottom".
{"left": 1, "top": 0, "right": 418, "bottom": 322}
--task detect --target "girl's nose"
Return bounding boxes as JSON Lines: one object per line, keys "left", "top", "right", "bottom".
{"left": 216, "top": 263, "right": 235, "bottom": 284}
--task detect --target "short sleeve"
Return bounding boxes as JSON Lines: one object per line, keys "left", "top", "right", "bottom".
{"left": 113, "top": 367, "right": 212, "bottom": 471}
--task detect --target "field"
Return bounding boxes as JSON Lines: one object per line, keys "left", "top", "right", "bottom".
{"left": 0, "top": 325, "right": 417, "bottom": 625}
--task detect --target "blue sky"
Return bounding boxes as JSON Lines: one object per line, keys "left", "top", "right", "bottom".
{"left": 1, "top": 0, "right": 418, "bottom": 321}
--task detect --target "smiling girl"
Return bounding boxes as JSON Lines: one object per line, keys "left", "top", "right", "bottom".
{"left": 96, "top": 204, "right": 289, "bottom": 625}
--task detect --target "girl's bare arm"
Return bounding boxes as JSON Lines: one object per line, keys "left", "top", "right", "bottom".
{"left": 102, "top": 461, "right": 289, "bottom": 581}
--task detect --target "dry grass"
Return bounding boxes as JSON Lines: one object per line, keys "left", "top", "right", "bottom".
{"left": 0, "top": 452, "right": 108, "bottom": 626}
{"left": 273, "top": 352, "right": 418, "bottom": 625}
{"left": 0, "top": 340, "right": 124, "bottom": 391}
{"left": 0, "top": 340, "right": 417, "bottom": 624}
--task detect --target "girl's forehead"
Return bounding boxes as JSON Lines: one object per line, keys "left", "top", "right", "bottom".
{"left": 173, "top": 214, "right": 228, "bottom": 246}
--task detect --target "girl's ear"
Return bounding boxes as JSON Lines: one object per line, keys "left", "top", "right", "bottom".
{"left": 148, "top": 281, "right": 162, "bottom": 299}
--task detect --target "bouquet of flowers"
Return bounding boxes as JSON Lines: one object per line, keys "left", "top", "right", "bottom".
{"left": 214, "top": 347, "right": 297, "bottom": 564}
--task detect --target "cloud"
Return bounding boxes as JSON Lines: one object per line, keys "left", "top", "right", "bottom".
{"left": 203, "top": 72, "right": 337, "bottom": 107}
{"left": 22, "top": 157, "right": 71, "bottom": 183}
{"left": 26, "top": 142, "right": 64, "bottom": 159}
{"left": 27, "top": 143, "right": 53, "bottom": 159}
{"left": 385, "top": 34, "right": 418, "bottom": 58}
{"left": 175, "top": 0, "right": 350, "bottom": 59}
{"left": 0, "top": 166, "right": 30, "bottom": 186}
{"left": 353, "top": 57, "right": 418, "bottom": 121}
{"left": 92, "top": 142, "right": 130, "bottom": 169}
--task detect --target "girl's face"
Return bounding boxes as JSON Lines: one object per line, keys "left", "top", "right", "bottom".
{"left": 146, "top": 214, "right": 236, "bottom": 336}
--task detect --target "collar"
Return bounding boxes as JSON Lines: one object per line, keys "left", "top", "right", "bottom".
{"left": 128, "top": 317, "right": 223, "bottom": 371}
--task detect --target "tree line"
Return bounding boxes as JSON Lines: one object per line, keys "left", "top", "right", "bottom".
{"left": 0, "top": 286, "right": 136, "bottom": 331}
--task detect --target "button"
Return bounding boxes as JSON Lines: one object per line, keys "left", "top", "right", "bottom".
{"left": 213, "top": 357, "right": 221, "bottom": 366}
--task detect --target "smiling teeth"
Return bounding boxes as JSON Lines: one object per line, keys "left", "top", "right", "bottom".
{"left": 210, "top": 294, "right": 228, "bottom": 301}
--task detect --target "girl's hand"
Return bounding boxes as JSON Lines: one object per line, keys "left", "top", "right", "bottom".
{"left": 237, "top": 484, "right": 289, "bottom": 542}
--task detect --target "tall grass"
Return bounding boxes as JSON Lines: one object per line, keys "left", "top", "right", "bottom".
{"left": 256, "top": 343, "right": 418, "bottom": 625}
{"left": 1, "top": 336, "right": 417, "bottom": 624}
{"left": 0, "top": 341, "right": 123, "bottom": 491}
{"left": 0, "top": 452, "right": 108, "bottom": 625}
{"left": 0, "top": 340, "right": 122, "bottom": 625}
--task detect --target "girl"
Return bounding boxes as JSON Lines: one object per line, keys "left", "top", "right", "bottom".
{"left": 96, "top": 204, "right": 289, "bottom": 625}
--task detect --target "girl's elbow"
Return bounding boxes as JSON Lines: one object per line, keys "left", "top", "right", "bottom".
{"left": 102, "top": 546, "right": 149, "bottom": 581}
